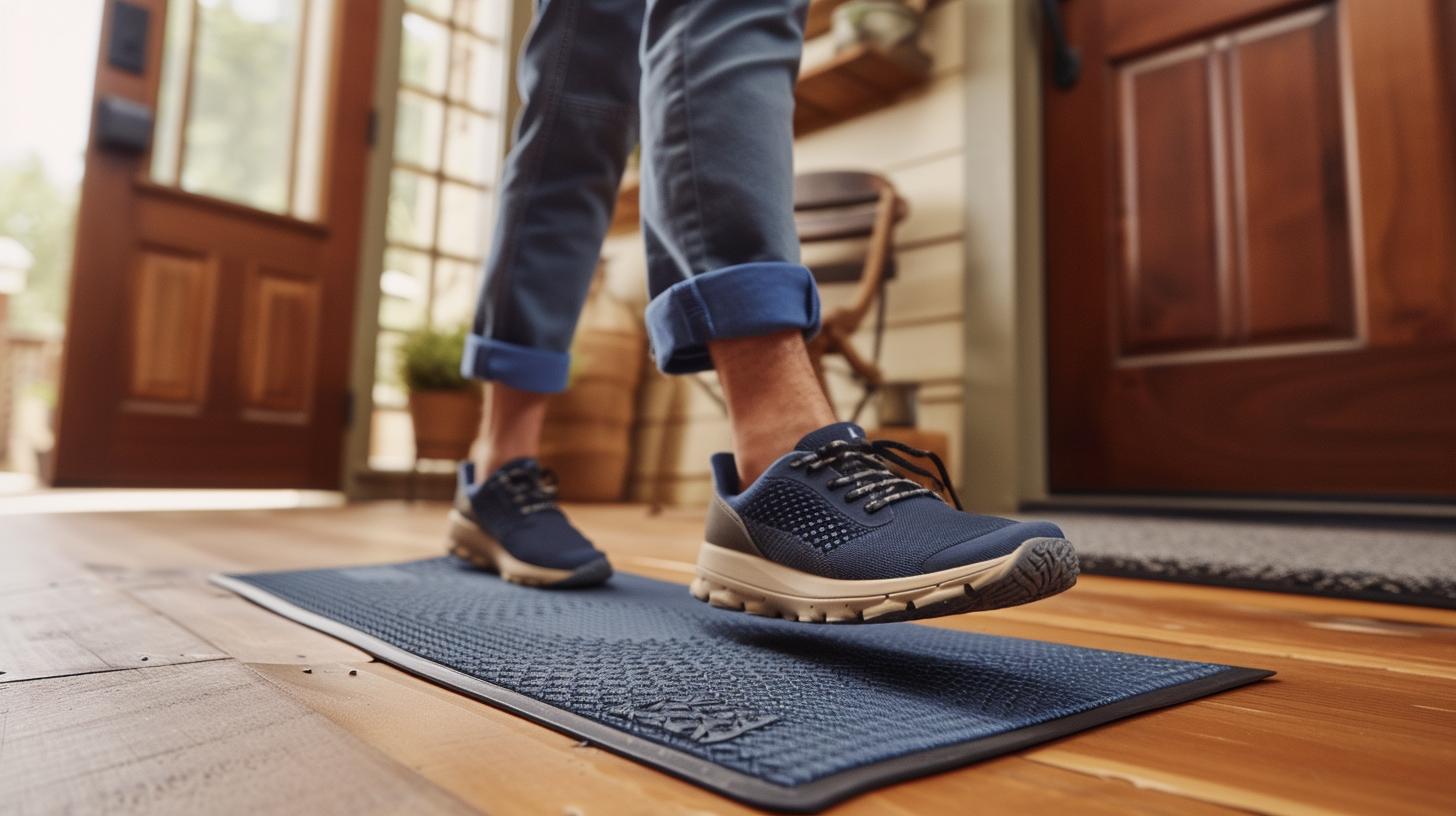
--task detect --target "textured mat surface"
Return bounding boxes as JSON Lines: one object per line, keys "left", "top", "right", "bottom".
{"left": 1044, "top": 512, "right": 1456, "bottom": 608}
{"left": 216, "top": 558, "right": 1269, "bottom": 811}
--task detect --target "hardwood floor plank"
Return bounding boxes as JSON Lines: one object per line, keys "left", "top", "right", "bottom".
{"left": 1, "top": 578, "right": 225, "bottom": 684}
{"left": 925, "top": 617, "right": 1456, "bottom": 815}
{"left": 13, "top": 503, "right": 1456, "bottom": 814}
{"left": 127, "top": 581, "right": 369, "bottom": 666}
{"left": 0, "top": 660, "right": 471, "bottom": 815}
{"left": 980, "top": 587, "right": 1456, "bottom": 679}
{"left": 1066, "top": 573, "right": 1456, "bottom": 628}
{"left": 0, "top": 524, "right": 90, "bottom": 594}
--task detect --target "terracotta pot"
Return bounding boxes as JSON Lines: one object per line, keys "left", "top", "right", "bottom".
{"left": 408, "top": 388, "right": 482, "bottom": 462}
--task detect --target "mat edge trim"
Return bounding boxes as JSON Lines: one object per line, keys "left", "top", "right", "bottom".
{"left": 211, "top": 572, "right": 1273, "bottom": 813}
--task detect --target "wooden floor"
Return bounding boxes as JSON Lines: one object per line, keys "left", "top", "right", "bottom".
{"left": 4, "top": 502, "right": 1455, "bottom": 814}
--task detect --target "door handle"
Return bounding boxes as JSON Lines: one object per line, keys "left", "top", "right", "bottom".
{"left": 1041, "top": 0, "right": 1081, "bottom": 89}
{"left": 96, "top": 96, "right": 154, "bottom": 154}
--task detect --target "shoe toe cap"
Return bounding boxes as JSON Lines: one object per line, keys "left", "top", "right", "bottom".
{"left": 502, "top": 519, "right": 606, "bottom": 570}
{"left": 920, "top": 520, "right": 1065, "bottom": 573}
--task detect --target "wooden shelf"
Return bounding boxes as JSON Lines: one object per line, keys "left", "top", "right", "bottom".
{"left": 804, "top": 0, "right": 851, "bottom": 39}
{"left": 794, "top": 43, "right": 932, "bottom": 135}
{"left": 805, "top": 0, "right": 938, "bottom": 39}
{"left": 609, "top": 44, "right": 931, "bottom": 234}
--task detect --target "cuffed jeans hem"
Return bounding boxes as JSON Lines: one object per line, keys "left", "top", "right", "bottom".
{"left": 460, "top": 334, "right": 571, "bottom": 393}
{"left": 644, "top": 262, "right": 822, "bottom": 374}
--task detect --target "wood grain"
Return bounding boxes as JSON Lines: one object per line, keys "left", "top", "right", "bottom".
{"left": 1118, "top": 46, "right": 1224, "bottom": 353}
{"left": 1104, "top": 0, "right": 1313, "bottom": 58}
{"left": 14, "top": 503, "right": 1456, "bottom": 814}
{"left": 0, "top": 579, "right": 225, "bottom": 684}
{"left": 1047, "top": 0, "right": 1456, "bottom": 498}
{"left": 54, "top": 0, "right": 382, "bottom": 489}
{"left": 127, "top": 581, "right": 369, "bottom": 666}
{"left": 0, "top": 661, "right": 471, "bottom": 815}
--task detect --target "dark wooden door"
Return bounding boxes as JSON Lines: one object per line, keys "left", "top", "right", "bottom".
{"left": 53, "top": 0, "right": 380, "bottom": 488}
{"left": 1045, "top": 0, "right": 1456, "bottom": 500}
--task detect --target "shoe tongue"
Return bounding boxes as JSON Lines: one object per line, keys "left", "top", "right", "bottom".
{"left": 491, "top": 457, "right": 540, "bottom": 478}
{"left": 794, "top": 422, "right": 867, "bottom": 452}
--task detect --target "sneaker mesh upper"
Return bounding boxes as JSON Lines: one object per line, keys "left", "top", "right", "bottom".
{"left": 739, "top": 477, "right": 872, "bottom": 554}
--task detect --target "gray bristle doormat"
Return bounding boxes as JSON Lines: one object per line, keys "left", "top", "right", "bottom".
{"left": 1040, "top": 512, "right": 1456, "bottom": 608}
{"left": 214, "top": 558, "right": 1270, "bottom": 812}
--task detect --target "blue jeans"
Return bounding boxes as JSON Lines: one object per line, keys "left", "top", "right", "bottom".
{"left": 461, "top": 0, "right": 820, "bottom": 393}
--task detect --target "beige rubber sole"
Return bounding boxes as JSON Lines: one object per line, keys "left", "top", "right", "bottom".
{"left": 447, "top": 510, "right": 610, "bottom": 587}
{"left": 690, "top": 537, "right": 1079, "bottom": 623}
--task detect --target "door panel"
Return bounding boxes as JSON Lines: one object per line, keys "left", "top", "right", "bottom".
{"left": 54, "top": 0, "right": 380, "bottom": 488}
{"left": 1116, "top": 5, "right": 1356, "bottom": 360}
{"left": 1118, "top": 46, "right": 1224, "bottom": 354}
{"left": 239, "top": 265, "right": 321, "bottom": 420}
{"left": 127, "top": 248, "right": 219, "bottom": 408}
{"left": 1046, "top": 0, "right": 1456, "bottom": 499}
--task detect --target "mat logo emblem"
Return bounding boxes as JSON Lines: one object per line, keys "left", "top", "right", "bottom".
{"left": 610, "top": 696, "right": 779, "bottom": 744}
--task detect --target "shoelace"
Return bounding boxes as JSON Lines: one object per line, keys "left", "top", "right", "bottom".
{"left": 788, "top": 438, "right": 963, "bottom": 513}
{"left": 491, "top": 465, "right": 560, "bottom": 515}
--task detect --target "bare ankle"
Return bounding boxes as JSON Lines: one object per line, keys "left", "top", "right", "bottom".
{"left": 708, "top": 331, "right": 837, "bottom": 487}
{"left": 471, "top": 383, "right": 549, "bottom": 482}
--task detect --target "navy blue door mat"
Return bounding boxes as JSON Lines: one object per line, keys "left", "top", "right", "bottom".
{"left": 214, "top": 558, "right": 1271, "bottom": 812}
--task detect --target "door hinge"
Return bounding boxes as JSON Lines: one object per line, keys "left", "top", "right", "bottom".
{"left": 1040, "top": 0, "right": 1082, "bottom": 90}
{"left": 342, "top": 390, "right": 356, "bottom": 428}
{"left": 366, "top": 109, "right": 378, "bottom": 147}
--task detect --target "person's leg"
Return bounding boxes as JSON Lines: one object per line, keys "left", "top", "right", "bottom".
{"left": 450, "top": 0, "right": 643, "bottom": 588}
{"left": 708, "top": 331, "right": 835, "bottom": 486}
{"left": 464, "top": 0, "right": 643, "bottom": 479}
{"left": 637, "top": 0, "right": 1078, "bottom": 621}
{"left": 471, "top": 384, "right": 549, "bottom": 476}
{"left": 637, "top": 0, "right": 832, "bottom": 486}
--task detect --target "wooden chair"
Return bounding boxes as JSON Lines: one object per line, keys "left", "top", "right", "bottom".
{"left": 654, "top": 171, "right": 908, "bottom": 511}
{"left": 794, "top": 170, "right": 909, "bottom": 417}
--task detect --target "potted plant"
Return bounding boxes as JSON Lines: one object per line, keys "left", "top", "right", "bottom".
{"left": 398, "top": 325, "right": 482, "bottom": 461}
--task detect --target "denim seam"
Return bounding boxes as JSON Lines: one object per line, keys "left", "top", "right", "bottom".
{"left": 559, "top": 92, "right": 637, "bottom": 122}
{"left": 487, "top": 0, "right": 582, "bottom": 344}
{"left": 686, "top": 279, "right": 715, "bottom": 341}
{"left": 671, "top": 5, "right": 709, "bottom": 275}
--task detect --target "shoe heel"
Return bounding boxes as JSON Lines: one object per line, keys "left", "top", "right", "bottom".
{"left": 447, "top": 511, "right": 497, "bottom": 571}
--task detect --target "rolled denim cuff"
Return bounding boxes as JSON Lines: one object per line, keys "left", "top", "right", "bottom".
{"left": 460, "top": 334, "right": 570, "bottom": 393}
{"left": 644, "top": 262, "right": 821, "bottom": 374}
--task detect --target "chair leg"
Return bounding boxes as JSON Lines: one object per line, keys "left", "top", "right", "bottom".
{"left": 824, "top": 325, "right": 883, "bottom": 389}
{"left": 806, "top": 339, "right": 835, "bottom": 416}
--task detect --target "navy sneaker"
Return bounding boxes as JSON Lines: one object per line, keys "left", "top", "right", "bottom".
{"left": 690, "top": 422, "right": 1078, "bottom": 622}
{"left": 448, "top": 459, "right": 612, "bottom": 587}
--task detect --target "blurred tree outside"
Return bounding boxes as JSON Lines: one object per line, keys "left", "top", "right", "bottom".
{"left": 0, "top": 154, "right": 75, "bottom": 334}
{"left": 180, "top": 0, "right": 304, "bottom": 214}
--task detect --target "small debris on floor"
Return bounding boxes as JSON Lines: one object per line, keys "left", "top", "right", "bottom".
{"left": 303, "top": 668, "right": 313, "bottom": 674}
{"left": 348, "top": 669, "right": 358, "bottom": 676}
{"left": 140, "top": 656, "right": 149, "bottom": 662}
{"left": 573, "top": 740, "right": 590, "bottom": 749}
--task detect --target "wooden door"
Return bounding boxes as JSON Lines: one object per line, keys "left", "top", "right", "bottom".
{"left": 54, "top": 0, "right": 380, "bottom": 488}
{"left": 1045, "top": 0, "right": 1456, "bottom": 500}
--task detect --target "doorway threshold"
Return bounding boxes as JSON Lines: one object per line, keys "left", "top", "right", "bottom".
{"left": 0, "top": 489, "right": 345, "bottom": 516}
{"left": 1027, "top": 493, "right": 1456, "bottom": 525}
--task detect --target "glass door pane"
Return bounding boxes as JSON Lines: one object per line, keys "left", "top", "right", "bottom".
{"left": 150, "top": 0, "right": 337, "bottom": 219}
